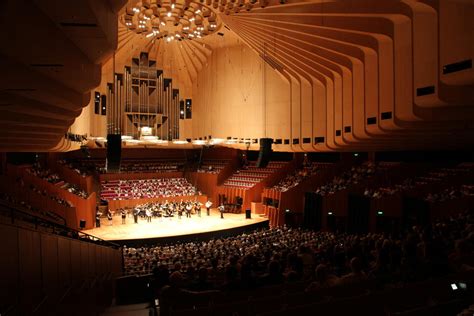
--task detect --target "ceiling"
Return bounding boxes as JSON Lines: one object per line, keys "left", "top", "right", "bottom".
{"left": 1, "top": 0, "right": 473, "bottom": 152}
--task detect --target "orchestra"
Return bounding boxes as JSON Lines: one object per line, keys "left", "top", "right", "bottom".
{"left": 107, "top": 200, "right": 208, "bottom": 223}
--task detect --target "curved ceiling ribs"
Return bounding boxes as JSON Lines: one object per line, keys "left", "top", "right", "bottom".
{"left": 1, "top": 0, "right": 472, "bottom": 152}
{"left": 221, "top": 0, "right": 474, "bottom": 151}
{"left": 0, "top": 0, "right": 123, "bottom": 151}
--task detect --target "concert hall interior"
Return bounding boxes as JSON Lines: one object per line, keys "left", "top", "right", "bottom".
{"left": 1, "top": 0, "right": 474, "bottom": 315}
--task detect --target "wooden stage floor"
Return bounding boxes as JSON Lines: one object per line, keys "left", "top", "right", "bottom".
{"left": 84, "top": 208, "right": 268, "bottom": 242}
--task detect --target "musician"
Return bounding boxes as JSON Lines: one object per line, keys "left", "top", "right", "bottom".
{"left": 133, "top": 208, "right": 139, "bottom": 224}
{"left": 107, "top": 210, "right": 113, "bottom": 225}
{"left": 185, "top": 202, "right": 192, "bottom": 218}
{"left": 95, "top": 212, "right": 101, "bottom": 228}
{"left": 218, "top": 204, "right": 225, "bottom": 219}
{"left": 177, "top": 203, "right": 183, "bottom": 219}
{"left": 194, "top": 202, "right": 201, "bottom": 217}
{"left": 121, "top": 209, "right": 126, "bottom": 224}
{"left": 167, "top": 202, "right": 174, "bottom": 217}
{"left": 146, "top": 208, "right": 152, "bottom": 223}
{"left": 205, "top": 200, "right": 212, "bottom": 216}
{"left": 162, "top": 201, "right": 170, "bottom": 217}
{"left": 168, "top": 202, "right": 175, "bottom": 217}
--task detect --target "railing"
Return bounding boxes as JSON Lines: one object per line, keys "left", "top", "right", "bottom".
{"left": 0, "top": 203, "right": 121, "bottom": 249}
{"left": 32, "top": 295, "right": 48, "bottom": 314}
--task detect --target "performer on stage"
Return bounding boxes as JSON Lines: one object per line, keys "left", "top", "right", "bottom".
{"left": 194, "top": 201, "right": 201, "bottom": 217}
{"left": 205, "top": 200, "right": 212, "bottom": 216}
{"left": 121, "top": 209, "right": 126, "bottom": 224}
{"left": 218, "top": 204, "right": 225, "bottom": 219}
{"left": 177, "top": 202, "right": 183, "bottom": 219}
{"left": 95, "top": 212, "right": 101, "bottom": 228}
{"left": 146, "top": 208, "right": 152, "bottom": 223}
{"left": 185, "top": 202, "right": 192, "bottom": 218}
{"left": 107, "top": 210, "right": 113, "bottom": 226}
{"left": 133, "top": 208, "right": 139, "bottom": 224}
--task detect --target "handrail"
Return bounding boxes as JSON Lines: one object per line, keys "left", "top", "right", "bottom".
{"left": 0, "top": 202, "right": 121, "bottom": 249}
{"left": 3, "top": 303, "right": 18, "bottom": 316}
{"left": 32, "top": 295, "right": 48, "bottom": 314}
{"left": 58, "top": 285, "right": 74, "bottom": 303}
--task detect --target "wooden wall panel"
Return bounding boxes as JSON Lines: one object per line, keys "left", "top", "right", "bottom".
{"left": 18, "top": 229, "right": 42, "bottom": 311}
{"left": 70, "top": 239, "right": 82, "bottom": 286}
{"left": 0, "top": 224, "right": 19, "bottom": 307}
{"left": 41, "top": 234, "right": 59, "bottom": 295}
{"left": 57, "top": 237, "right": 72, "bottom": 289}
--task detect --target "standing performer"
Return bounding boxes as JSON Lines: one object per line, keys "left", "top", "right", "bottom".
{"left": 205, "top": 200, "right": 212, "bottom": 216}
{"left": 218, "top": 204, "right": 225, "bottom": 219}
{"left": 95, "top": 212, "right": 101, "bottom": 228}
{"left": 133, "top": 207, "right": 139, "bottom": 224}
{"left": 146, "top": 208, "right": 152, "bottom": 223}
{"left": 185, "top": 202, "right": 192, "bottom": 218}
{"left": 107, "top": 210, "right": 113, "bottom": 226}
{"left": 177, "top": 203, "right": 183, "bottom": 219}
{"left": 121, "top": 209, "right": 126, "bottom": 224}
{"left": 195, "top": 201, "right": 201, "bottom": 217}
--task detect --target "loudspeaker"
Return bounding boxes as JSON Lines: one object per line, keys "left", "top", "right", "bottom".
{"left": 256, "top": 138, "right": 273, "bottom": 168}
{"left": 245, "top": 209, "right": 251, "bottom": 219}
{"left": 107, "top": 134, "right": 121, "bottom": 172}
{"left": 79, "top": 219, "right": 86, "bottom": 229}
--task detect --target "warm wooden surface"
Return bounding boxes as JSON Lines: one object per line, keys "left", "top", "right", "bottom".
{"left": 85, "top": 208, "right": 268, "bottom": 241}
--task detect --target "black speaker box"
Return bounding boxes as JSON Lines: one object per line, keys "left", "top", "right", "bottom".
{"left": 256, "top": 138, "right": 273, "bottom": 168}
{"left": 79, "top": 219, "right": 86, "bottom": 229}
{"left": 107, "top": 134, "right": 121, "bottom": 172}
{"left": 245, "top": 209, "right": 251, "bottom": 219}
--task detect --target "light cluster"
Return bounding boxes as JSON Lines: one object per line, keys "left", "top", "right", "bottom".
{"left": 121, "top": 0, "right": 221, "bottom": 41}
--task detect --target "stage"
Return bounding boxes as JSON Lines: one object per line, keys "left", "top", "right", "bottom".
{"left": 85, "top": 208, "right": 269, "bottom": 246}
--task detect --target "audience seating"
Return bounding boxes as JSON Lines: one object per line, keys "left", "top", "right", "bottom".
{"left": 223, "top": 161, "right": 287, "bottom": 188}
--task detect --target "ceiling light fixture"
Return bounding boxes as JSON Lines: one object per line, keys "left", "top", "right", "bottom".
{"left": 121, "top": 1, "right": 221, "bottom": 41}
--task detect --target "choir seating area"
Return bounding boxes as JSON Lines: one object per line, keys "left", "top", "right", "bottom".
{"left": 100, "top": 178, "right": 198, "bottom": 200}
{"left": 64, "top": 158, "right": 186, "bottom": 175}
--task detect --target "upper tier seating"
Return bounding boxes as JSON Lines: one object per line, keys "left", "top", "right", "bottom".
{"left": 223, "top": 161, "right": 287, "bottom": 188}
{"left": 197, "top": 159, "right": 230, "bottom": 174}
{"left": 270, "top": 162, "right": 321, "bottom": 192}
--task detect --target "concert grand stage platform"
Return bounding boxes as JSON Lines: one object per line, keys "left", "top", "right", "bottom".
{"left": 85, "top": 209, "right": 269, "bottom": 246}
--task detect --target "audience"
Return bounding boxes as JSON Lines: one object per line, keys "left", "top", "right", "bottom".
{"left": 28, "top": 163, "right": 89, "bottom": 199}
{"left": 315, "top": 162, "right": 376, "bottom": 195}
{"left": 61, "top": 159, "right": 184, "bottom": 175}
{"left": 101, "top": 178, "right": 199, "bottom": 200}
{"left": 272, "top": 163, "right": 320, "bottom": 192}
{"left": 425, "top": 185, "right": 474, "bottom": 203}
{"left": 123, "top": 210, "right": 473, "bottom": 300}
{"left": 28, "top": 163, "right": 61, "bottom": 184}
{"left": 197, "top": 160, "right": 229, "bottom": 174}
{"left": 0, "top": 192, "right": 66, "bottom": 225}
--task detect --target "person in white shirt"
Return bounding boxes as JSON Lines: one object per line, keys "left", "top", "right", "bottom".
{"left": 146, "top": 208, "right": 152, "bottom": 223}
{"left": 205, "top": 200, "right": 212, "bottom": 216}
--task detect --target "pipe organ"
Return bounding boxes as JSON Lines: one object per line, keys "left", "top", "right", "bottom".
{"left": 107, "top": 52, "right": 182, "bottom": 141}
